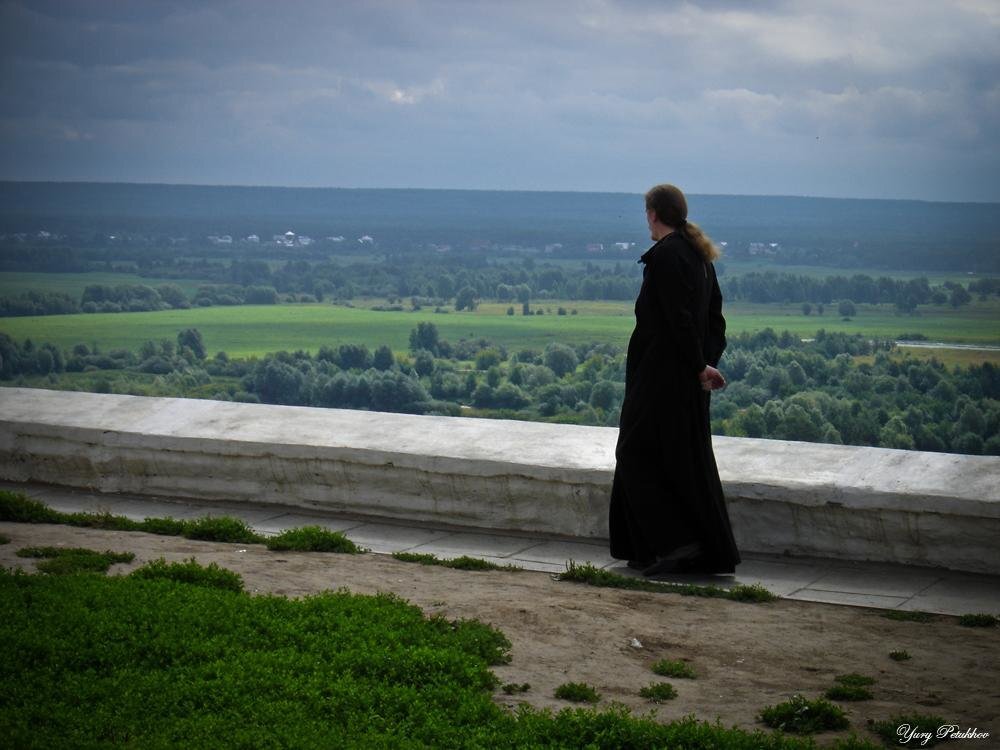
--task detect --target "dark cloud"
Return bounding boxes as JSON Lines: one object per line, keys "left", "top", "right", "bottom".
{"left": 0, "top": 0, "right": 997, "bottom": 200}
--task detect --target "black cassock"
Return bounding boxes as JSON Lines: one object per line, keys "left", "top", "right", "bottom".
{"left": 609, "top": 231, "right": 741, "bottom": 573}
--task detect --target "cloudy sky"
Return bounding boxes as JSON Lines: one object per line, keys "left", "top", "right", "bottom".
{"left": 1, "top": 0, "right": 998, "bottom": 201}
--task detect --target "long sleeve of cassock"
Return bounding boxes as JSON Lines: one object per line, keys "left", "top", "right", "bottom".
{"left": 705, "top": 264, "right": 726, "bottom": 368}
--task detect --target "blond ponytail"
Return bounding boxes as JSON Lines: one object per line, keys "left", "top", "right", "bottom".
{"left": 682, "top": 220, "right": 722, "bottom": 262}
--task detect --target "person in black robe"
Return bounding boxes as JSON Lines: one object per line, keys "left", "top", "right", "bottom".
{"left": 609, "top": 184, "right": 741, "bottom": 576}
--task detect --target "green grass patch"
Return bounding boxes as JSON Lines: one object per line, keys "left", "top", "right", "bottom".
{"left": 0, "top": 566, "right": 853, "bottom": 749}
{"left": 958, "top": 613, "right": 997, "bottom": 627}
{"left": 558, "top": 561, "right": 776, "bottom": 603}
{"left": 392, "top": 551, "right": 522, "bottom": 572}
{"left": 265, "top": 525, "right": 363, "bottom": 553}
{"left": 883, "top": 610, "right": 935, "bottom": 623}
{"left": 758, "top": 694, "right": 850, "bottom": 734}
{"left": 554, "top": 682, "right": 601, "bottom": 704}
{"left": 16, "top": 546, "right": 135, "bottom": 575}
{"left": 870, "top": 713, "right": 949, "bottom": 747}
{"left": 639, "top": 682, "right": 678, "bottom": 702}
{"left": 651, "top": 658, "right": 696, "bottom": 679}
{"left": 3, "top": 295, "right": 997, "bottom": 361}
{"left": 0, "top": 533, "right": 9, "bottom": 545}
{"left": 889, "top": 650, "right": 912, "bottom": 661}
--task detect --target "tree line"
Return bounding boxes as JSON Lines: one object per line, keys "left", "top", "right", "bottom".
{"left": 2, "top": 324, "right": 996, "bottom": 456}
{"left": 2, "top": 257, "right": 995, "bottom": 317}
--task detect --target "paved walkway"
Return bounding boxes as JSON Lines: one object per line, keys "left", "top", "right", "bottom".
{"left": 4, "top": 481, "right": 998, "bottom": 617}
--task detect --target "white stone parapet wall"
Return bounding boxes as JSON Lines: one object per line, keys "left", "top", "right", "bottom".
{"left": 1, "top": 387, "right": 998, "bottom": 574}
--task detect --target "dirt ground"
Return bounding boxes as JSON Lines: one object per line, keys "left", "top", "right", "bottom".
{"left": 3, "top": 521, "right": 998, "bottom": 746}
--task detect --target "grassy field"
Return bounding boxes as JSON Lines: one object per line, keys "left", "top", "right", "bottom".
{"left": 1, "top": 297, "right": 997, "bottom": 359}
{"left": 0, "top": 272, "right": 207, "bottom": 299}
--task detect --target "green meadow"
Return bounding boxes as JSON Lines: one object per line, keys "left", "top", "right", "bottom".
{"left": 0, "top": 271, "right": 206, "bottom": 299}
{"left": 1, "top": 298, "right": 997, "bottom": 359}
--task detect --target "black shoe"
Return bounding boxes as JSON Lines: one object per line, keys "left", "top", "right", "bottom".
{"left": 642, "top": 543, "right": 704, "bottom": 577}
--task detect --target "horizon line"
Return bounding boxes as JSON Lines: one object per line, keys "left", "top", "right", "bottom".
{"left": 2, "top": 178, "right": 998, "bottom": 207}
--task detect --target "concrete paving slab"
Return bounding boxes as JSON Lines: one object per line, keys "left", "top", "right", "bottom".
{"left": 900, "top": 576, "right": 1000, "bottom": 615}
{"left": 100, "top": 499, "right": 209, "bottom": 522}
{"left": 193, "top": 506, "right": 291, "bottom": 525}
{"left": 727, "top": 559, "right": 830, "bottom": 597}
{"left": 786, "top": 589, "right": 909, "bottom": 609}
{"left": 807, "top": 568, "right": 944, "bottom": 598}
{"left": 506, "top": 559, "right": 567, "bottom": 575}
{"left": 252, "top": 513, "right": 365, "bottom": 536}
{"left": 406, "top": 532, "right": 538, "bottom": 559}
{"left": 343, "top": 523, "right": 452, "bottom": 554}
{"left": 512, "top": 540, "right": 615, "bottom": 567}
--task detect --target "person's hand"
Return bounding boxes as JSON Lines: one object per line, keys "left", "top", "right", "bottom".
{"left": 699, "top": 365, "right": 726, "bottom": 392}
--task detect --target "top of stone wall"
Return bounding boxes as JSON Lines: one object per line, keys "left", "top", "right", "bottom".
{"left": 2, "top": 387, "right": 998, "bottom": 518}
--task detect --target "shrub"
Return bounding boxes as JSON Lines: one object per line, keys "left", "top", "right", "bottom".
{"left": 639, "top": 682, "right": 678, "bottom": 702}
{"left": 758, "top": 694, "right": 849, "bottom": 734}
{"left": 554, "top": 682, "right": 601, "bottom": 703}
{"left": 889, "top": 650, "right": 911, "bottom": 661}
{"left": 265, "top": 526, "right": 362, "bottom": 553}
{"left": 128, "top": 558, "right": 245, "bottom": 592}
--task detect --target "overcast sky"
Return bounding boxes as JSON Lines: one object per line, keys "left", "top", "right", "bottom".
{"left": 1, "top": 0, "right": 998, "bottom": 202}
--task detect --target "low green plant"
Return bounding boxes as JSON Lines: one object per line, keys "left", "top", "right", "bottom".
{"left": 0, "top": 491, "right": 268, "bottom": 545}
{"left": 958, "top": 613, "right": 997, "bottom": 627}
{"left": 882, "top": 610, "right": 934, "bottom": 623}
{"left": 558, "top": 561, "right": 776, "bottom": 603}
{"left": 639, "top": 682, "right": 678, "bottom": 702}
{"left": 554, "top": 682, "right": 601, "bottom": 704}
{"left": 502, "top": 683, "right": 530, "bottom": 694}
{"left": 870, "top": 713, "right": 948, "bottom": 747}
{"left": 265, "top": 525, "right": 362, "bottom": 553}
{"left": 889, "top": 650, "right": 911, "bottom": 661}
{"left": 0, "top": 491, "right": 62, "bottom": 523}
{"left": 182, "top": 516, "right": 265, "bottom": 544}
{"left": 0, "top": 566, "right": 863, "bottom": 749}
{"left": 0, "top": 533, "right": 10, "bottom": 545}
{"left": 651, "top": 659, "right": 696, "bottom": 679}
{"left": 758, "top": 694, "right": 850, "bottom": 734}
{"left": 16, "top": 546, "right": 135, "bottom": 575}
{"left": 137, "top": 516, "right": 189, "bottom": 536}
{"left": 128, "top": 557, "right": 245, "bottom": 593}
{"left": 393, "top": 551, "right": 521, "bottom": 571}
